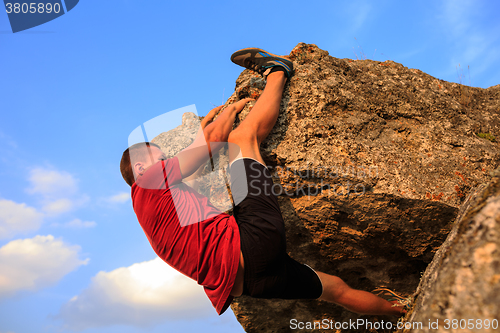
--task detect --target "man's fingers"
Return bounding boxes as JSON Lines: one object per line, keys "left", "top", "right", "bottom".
{"left": 207, "top": 104, "right": 224, "bottom": 118}
{"left": 201, "top": 105, "right": 224, "bottom": 129}
{"left": 233, "top": 98, "right": 255, "bottom": 112}
{"left": 201, "top": 98, "right": 254, "bottom": 129}
{"left": 211, "top": 104, "right": 225, "bottom": 112}
{"left": 236, "top": 98, "right": 255, "bottom": 104}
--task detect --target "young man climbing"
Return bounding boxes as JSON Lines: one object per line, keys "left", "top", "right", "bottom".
{"left": 120, "top": 48, "right": 406, "bottom": 317}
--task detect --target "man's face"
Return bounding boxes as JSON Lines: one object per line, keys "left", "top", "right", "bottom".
{"left": 133, "top": 146, "right": 167, "bottom": 178}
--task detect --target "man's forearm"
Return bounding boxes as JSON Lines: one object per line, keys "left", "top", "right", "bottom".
{"left": 182, "top": 160, "right": 206, "bottom": 191}
{"left": 176, "top": 99, "right": 252, "bottom": 179}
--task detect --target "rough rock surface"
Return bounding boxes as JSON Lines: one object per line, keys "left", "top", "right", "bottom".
{"left": 153, "top": 43, "right": 499, "bottom": 332}
{"left": 400, "top": 171, "right": 500, "bottom": 333}
{"left": 227, "top": 43, "right": 499, "bottom": 333}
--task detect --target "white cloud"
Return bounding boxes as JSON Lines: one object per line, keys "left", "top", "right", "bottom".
{"left": 57, "top": 258, "right": 212, "bottom": 330}
{"left": 66, "top": 219, "right": 96, "bottom": 228}
{"left": 107, "top": 192, "right": 130, "bottom": 204}
{"left": 0, "top": 199, "right": 43, "bottom": 240}
{"left": 52, "top": 218, "right": 96, "bottom": 229}
{"left": 42, "top": 198, "right": 74, "bottom": 215}
{"left": 0, "top": 235, "right": 88, "bottom": 299}
{"left": 26, "top": 168, "right": 88, "bottom": 216}
{"left": 27, "top": 168, "right": 78, "bottom": 198}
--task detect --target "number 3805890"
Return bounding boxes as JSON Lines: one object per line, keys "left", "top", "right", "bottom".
{"left": 5, "top": 2, "right": 61, "bottom": 14}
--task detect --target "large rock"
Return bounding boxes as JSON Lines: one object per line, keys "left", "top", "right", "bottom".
{"left": 154, "top": 43, "right": 499, "bottom": 332}
{"left": 227, "top": 43, "right": 499, "bottom": 333}
{"left": 400, "top": 171, "right": 500, "bottom": 333}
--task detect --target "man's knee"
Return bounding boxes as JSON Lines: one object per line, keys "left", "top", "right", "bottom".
{"left": 228, "top": 127, "right": 257, "bottom": 146}
{"left": 317, "top": 272, "right": 350, "bottom": 302}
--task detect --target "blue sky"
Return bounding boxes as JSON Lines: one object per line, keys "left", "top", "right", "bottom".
{"left": 1, "top": 1, "right": 499, "bottom": 332}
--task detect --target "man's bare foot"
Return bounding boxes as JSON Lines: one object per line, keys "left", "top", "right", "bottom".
{"left": 389, "top": 300, "right": 408, "bottom": 315}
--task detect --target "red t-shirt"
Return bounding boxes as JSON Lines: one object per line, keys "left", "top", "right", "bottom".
{"left": 131, "top": 156, "right": 240, "bottom": 315}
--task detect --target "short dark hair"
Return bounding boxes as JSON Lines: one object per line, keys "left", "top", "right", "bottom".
{"left": 120, "top": 142, "right": 161, "bottom": 186}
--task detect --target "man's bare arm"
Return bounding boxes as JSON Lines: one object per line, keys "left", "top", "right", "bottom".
{"left": 176, "top": 98, "right": 253, "bottom": 179}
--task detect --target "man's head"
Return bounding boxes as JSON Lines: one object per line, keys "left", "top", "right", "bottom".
{"left": 120, "top": 142, "right": 166, "bottom": 186}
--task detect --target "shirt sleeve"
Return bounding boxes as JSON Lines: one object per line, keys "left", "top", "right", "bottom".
{"left": 162, "top": 156, "right": 182, "bottom": 186}
{"left": 136, "top": 156, "right": 182, "bottom": 189}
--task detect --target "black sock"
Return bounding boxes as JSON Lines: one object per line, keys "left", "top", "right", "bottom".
{"left": 269, "top": 66, "right": 287, "bottom": 75}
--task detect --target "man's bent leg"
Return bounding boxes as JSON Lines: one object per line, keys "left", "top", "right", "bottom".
{"left": 230, "top": 252, "right": 245, "bottom": 297}
{"left": 227, "top": 50, "right": 289, "bottom": 298}
{"left": 315, "top": 271, "right": 406, "bottom": 316}
{"left": 228, "top": 71, "right": 287, "bottom": 165}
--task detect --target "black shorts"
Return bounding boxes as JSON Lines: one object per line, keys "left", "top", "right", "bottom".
{"left": 229, "top": 158, "right": 323, "bottom": 299}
